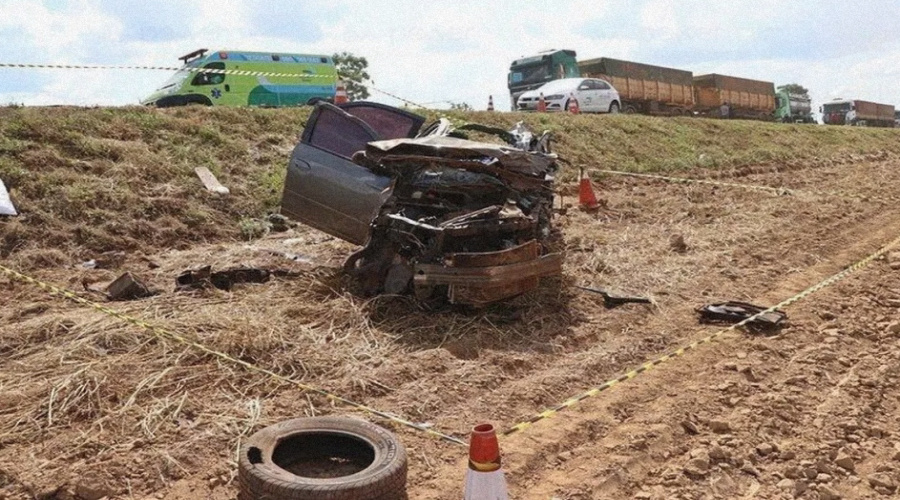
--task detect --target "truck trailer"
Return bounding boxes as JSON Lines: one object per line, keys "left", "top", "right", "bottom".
{"left": 507, "top": 50, "right": 790, "bottom": 121}
{"left": 577, "top": 57, "right": 694, "bottom": 115}
{"left": 692, "top": 74, "right": 776, "bottom": 120}
{"left": 821, "top": 99, "right": 895, "bottom": 127}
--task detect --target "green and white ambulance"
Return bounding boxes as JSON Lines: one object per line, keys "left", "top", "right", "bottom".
{"left": 141, "top": 49, "right": 338, "bottom": 107}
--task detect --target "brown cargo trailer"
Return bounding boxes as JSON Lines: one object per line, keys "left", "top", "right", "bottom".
{"left": 821, "top": 99, "right": 895, "bottom": 127}
{"left": 693, "top": 74, "right": 776, "bottom": 120}
{"left": 578, "top": 57, "right": 694, "bottom": 115}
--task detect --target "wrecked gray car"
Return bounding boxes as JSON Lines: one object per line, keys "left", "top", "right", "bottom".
{"left": 280, "top": 101, "right": 563, "bottom": 306}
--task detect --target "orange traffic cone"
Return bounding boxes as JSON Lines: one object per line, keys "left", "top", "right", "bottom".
{"left": 568, "top": 93, "right": 580, "bottom": 114}
{"left": 334, "top": 81, "right": 349, "bottom": 104}
{"left": 537, "top": 92, "right": 547, "bottom": 112}
{"left": 464, "top": 423, "right": 508, "bottom": 500}
{"left": 578, "top": 167, "right": 599, "bottom": 211}
{"left": 487, "top": 95, "right": 494, "bottom": 111}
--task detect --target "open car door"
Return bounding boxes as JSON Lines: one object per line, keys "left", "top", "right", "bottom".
{"left": 280, "top": 102, "right": 425, "bottom": 246}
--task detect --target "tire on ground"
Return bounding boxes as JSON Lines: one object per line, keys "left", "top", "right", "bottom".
{"left": 238, "top": 416, "right": 407, "bottom": 500}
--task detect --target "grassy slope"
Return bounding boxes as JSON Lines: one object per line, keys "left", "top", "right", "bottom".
{"left": 2, "top": 105, "right": 900, "bottom": 267}
{"left": 0, "top": 106, "right": 309, "bottom": 267}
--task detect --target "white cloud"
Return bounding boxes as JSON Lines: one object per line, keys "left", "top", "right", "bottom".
{"left": 0, "top": 0, "right": 899, "bottom": 112}
{"left": 640, "top": 0, "right": 679, "bottom": 40}
{"left": 190, "top": 0, "right": 249, "bottom": 39}
{"left": 0, "top": 0, "right": 121, "bottom": 59}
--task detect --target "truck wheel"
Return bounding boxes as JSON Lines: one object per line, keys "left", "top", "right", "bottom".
{"left": 238, "top": 417, "right": 408, "bottom": 500}
{"left": 624, "top": 104, "right": 637, "bottom": 114}
{"left": 609, "top": 102, "right": 620, "bottom": 114}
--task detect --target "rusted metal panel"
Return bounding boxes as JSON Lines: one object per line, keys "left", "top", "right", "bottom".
{"left": 443, "top": 241, "right": 542, "bottom": 305}
{"left": 693, "top": 74, "right": 775, "bottom": 113}
{"left": 695, "top": 86, "right": 719, "bottom": 108}
{"left": 579, "top": 57, "right": 693, "bottom": 86}
{"left": 415, "top": 251, "right": 564, "bottom": 305}
{"left": 854, "top": 100, "right": 896, "bottom": 121}
{"left": 580, "top": 58, "right": 694, "bottom": 108}
{"left": 606, "top": 76, "right": 694, "bottom": 106}
{"left": 693, "top": 74, "right": 775, "bottom": 95}
{"left": 413, "top": 252, "right": 564, "bottom": 287}
{"left": 447, "top": 240, "right": 539, "bottom": 268}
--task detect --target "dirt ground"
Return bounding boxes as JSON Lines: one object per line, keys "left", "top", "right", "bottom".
{"left": 2, "top": 153, "right": 900, "bottom": 500}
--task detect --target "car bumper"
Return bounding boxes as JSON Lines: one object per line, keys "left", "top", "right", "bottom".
{"left": 516, "top": 98, "right": 566, "bottom": 112}
{"left": 413, "top": 240, "right": 564, "bottom": 306}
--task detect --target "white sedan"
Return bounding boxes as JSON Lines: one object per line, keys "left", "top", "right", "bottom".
{"left": 516, "top": 78, "right": 621, "bottom": 113}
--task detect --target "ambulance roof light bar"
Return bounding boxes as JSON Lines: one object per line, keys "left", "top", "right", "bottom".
{"left": 178, "top": 49, "right": 209, "bottom": 65}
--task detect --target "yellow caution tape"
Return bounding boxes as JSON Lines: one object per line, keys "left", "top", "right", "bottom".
{"left": 596, "top": 169, "right": 899, "bottom": 205}
{"left": 0, "top": 61, "right": 448, "bottom": 111}
{"left": 0, "top": 62, "right": 333, "bottom": 79}
{"left": 502, "top": 230, "right": 900, "bottom": 437}
{"left": 0, "top": 264, "right": 466, "bottom": 446}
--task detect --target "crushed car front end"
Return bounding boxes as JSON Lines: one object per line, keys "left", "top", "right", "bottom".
{"left": 280, "top": 102, "right": 563, "bottom": 306}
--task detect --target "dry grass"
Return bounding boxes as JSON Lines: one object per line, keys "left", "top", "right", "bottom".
{"left": 0, "top": 105, "right": 309, "bottom": 269}
{"left": 4, "top": 106, "right": 900, "bottom": 498}
{"left": 3, "top": 105, "right": 900, "bottom": 270}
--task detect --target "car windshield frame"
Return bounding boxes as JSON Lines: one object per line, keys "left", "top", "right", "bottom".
{"left": 511, "top": 62, "right": 553, "bottom": 86}
{"left": 156, "top": 68, "right": 193, "bottom": 91}
{"left": 822, "top": 102, "right": 851, "bottom": 113}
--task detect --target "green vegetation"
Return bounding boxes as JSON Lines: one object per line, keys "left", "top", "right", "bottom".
{"left": 777, "top": 83, "right": 810, "bottom": 97}
{"left": 2, "top": 105, "right": 900, "bottom": 266}
{"left": 333, "top": 52, "right": 371, "bottom": 101}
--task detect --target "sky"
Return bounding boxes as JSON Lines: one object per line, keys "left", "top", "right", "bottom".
{"left": 2, "top": 0, "right": 900, "bottom": 112}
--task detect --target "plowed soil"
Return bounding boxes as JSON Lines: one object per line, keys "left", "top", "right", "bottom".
{"left": 3, "top": 149, "right": 900, "bottom": 499}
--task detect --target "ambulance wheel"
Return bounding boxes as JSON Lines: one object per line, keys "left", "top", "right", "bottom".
{"left": 238, "top": 417, "right": 408, "bottom": 500}
{"left": 153, "top": 95, "right": 212, "bottom": 108}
